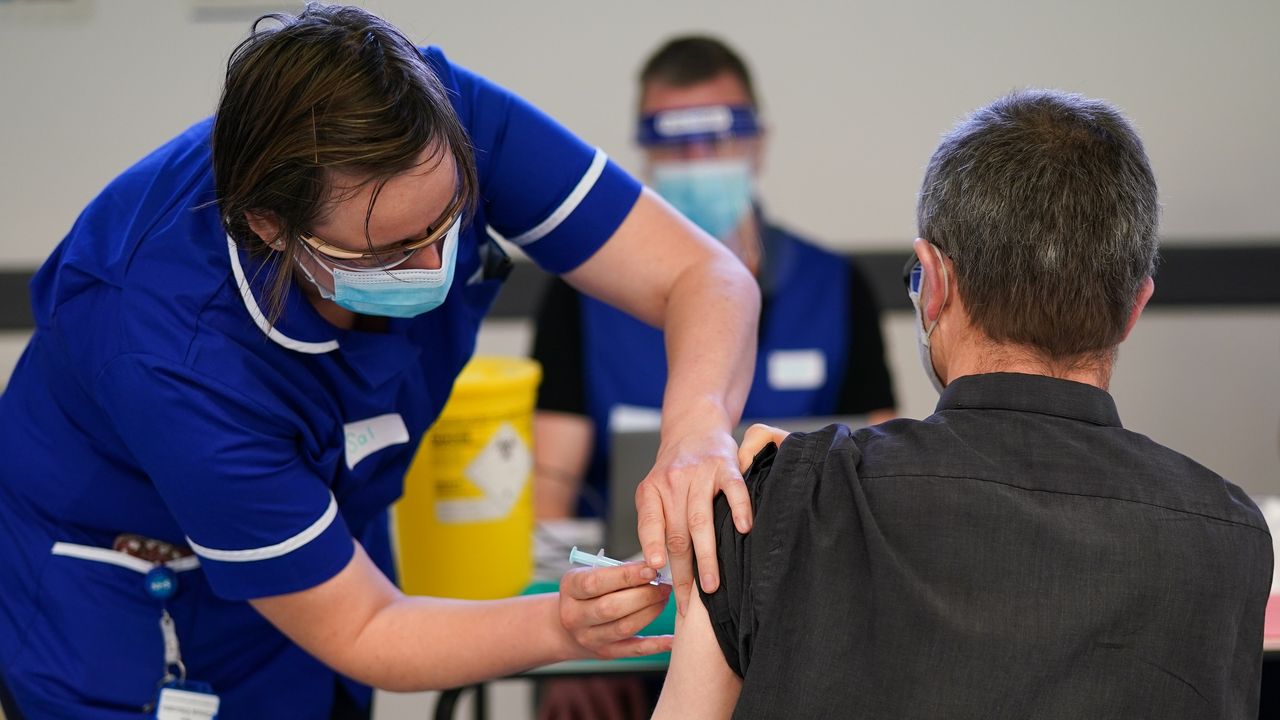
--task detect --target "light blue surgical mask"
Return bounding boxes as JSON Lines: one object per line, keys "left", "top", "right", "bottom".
{"left": 298, "top": 217, "right": 460, "bottom": 318}
{"left": 651, "top": 159, "right": 754, "bottom": 241}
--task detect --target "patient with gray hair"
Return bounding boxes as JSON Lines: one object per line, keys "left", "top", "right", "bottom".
{"left": 652, "top": 89, "right": 1272, "bottom": 719}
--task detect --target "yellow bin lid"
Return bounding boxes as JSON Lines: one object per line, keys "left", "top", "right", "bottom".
{"left": 450, "top": 356, "right": 542, "bottom": 399}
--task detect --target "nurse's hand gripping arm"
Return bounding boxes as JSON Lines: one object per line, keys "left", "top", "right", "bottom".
{"left": 651, "top": 425, "right": 790, "bottom": 718}
{"left": 250, "top": 543, "right": 671, "bottom": 692}
{"left": 561, "top": 188, "right": 760, "bottom": 613}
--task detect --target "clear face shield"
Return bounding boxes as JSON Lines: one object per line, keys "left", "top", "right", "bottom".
{"left": 637, "top": 105, "right": 762, "bottom": 242}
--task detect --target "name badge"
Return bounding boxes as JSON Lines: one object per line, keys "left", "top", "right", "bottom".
{"left": 155, "top": 681, "right": 220, "bottom": 720}
{"left": 608, "top": 404, "right": 663, "bottom": 432}
{"left": 344, "top": 413, "right": 410, "bottom": 469}
{"left": 767, "top": 349, "right": 827, "bottom": 390}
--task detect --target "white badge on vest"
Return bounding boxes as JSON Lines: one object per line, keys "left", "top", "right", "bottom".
{"left": 607, "top": 404, "right": 663, "bottom": 432}
{"left": 767, "top": 349, "right": 827, "bottom": 391}
{"left": 155, "top": 683, "right": 220, "bottom": 719}
{"left": 344, "top": 413, "right": 410, "bottom": 469}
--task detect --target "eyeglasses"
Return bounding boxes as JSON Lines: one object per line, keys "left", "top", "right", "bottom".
{"left": 299, "top": 191, "right": 465, "bottom": 268}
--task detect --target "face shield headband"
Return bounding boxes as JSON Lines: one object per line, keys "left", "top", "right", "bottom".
{"left": 636, "top": 104, "right": 761, "bottom": 147}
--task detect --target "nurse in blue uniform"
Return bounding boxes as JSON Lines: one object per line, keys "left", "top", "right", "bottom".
{"left": 0, "top": 7, "right": 759, "bottom": 719}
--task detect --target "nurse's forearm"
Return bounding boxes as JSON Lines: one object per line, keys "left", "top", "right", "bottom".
{"left": 561, "top": 188, "right": 759, "bottom": 422}
{"left": 252, "top": 543, "right": 580, "bottom": 692}
{"left": 559, "top": 187, "right": 760, "bottom": 599}
{"left": 658, "top": 252, "right": 758, "bottom": 436}
{"left": 354, "top": 593, "right": 577, "bottom": 690}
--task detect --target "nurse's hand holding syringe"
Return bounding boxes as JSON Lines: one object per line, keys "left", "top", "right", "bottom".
{"left": 570, "top": 546, "right": 673, "bottom": 586}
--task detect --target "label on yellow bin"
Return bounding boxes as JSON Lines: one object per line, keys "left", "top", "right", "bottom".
{"left": 437, "top": 422, "right": 531, "bottom": 523}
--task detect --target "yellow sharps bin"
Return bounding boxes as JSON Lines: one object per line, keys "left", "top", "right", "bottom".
{"left": 394, "top": 356, "right": 541, "bottom": 599}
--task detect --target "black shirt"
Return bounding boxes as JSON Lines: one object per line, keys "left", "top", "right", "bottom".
{"left": 701, "top": 373, "right": 1272, "bottom": 719}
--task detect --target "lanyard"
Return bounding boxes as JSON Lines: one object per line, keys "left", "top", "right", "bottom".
{"left": 141, "top": 566, "right": 220, "bottom": 719}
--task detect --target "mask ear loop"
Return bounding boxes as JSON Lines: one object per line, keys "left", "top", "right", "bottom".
{"left": 922, "top": 244, "right": 949, "bottom": 341}
{"left": 293, "top": 243, "right": 337, "bottom": 300}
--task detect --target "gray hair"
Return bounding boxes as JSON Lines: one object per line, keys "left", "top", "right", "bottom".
{"left": 917, "top": 89, "right": 1159, "bottom": 359}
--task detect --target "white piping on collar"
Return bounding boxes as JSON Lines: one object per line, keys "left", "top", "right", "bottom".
{"left": 504, "top": 148, "right": 607, "bottom": 247}
{"left": 226, "top": 236, "right": 339, "bottom": 354}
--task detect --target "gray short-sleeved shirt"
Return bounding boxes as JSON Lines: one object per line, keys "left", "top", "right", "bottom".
{"left": 701, "top": 372, "right": 1272, "bottom": 719}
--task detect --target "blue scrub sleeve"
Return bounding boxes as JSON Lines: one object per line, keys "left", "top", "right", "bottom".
{"left": 94, "top": 353, "right": 355, "bottom": 601}
{"left": 423, "top": 47, "right": 643, "bottom": 274}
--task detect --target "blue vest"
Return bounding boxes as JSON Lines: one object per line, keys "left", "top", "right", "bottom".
{"left": 579, "top": 227, "right": 850, "bottom": 515}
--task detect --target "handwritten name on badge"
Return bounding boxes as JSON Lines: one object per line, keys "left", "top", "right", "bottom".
{"left": 344, "top": 413, "right": 410, "bottom": 469}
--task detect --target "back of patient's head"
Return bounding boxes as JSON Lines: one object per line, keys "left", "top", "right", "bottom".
{"left": 917, "top": 90, "right": 1159, "bottom": 361}
{"left": 639, "top": 35, "right": 757, "bottom": 106}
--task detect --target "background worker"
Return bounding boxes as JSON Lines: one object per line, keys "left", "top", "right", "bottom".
{"left": 532, "top": 34, "right": 895, "bottom": 527}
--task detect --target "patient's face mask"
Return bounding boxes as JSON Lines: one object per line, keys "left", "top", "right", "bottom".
{"left": 905, "top": 245, "right": 949, "bottom": 394}
{"left": 651, "top": 158, "right": 754, "bottom": 241}
{"left": 297, "top": 217, "right": 460, "bottom": 318}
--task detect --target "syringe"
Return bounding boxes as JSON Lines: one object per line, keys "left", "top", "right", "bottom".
{"left": 568, "top": 546, "right": 673, "bottom": 586}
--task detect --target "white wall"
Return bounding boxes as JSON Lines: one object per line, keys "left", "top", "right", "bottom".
{"left": 2, "top": 0, "right": 1278, "bottom": 262}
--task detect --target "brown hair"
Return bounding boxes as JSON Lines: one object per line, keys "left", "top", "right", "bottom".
{"left": 916, "top": 89, "right": 1159, "bottom": 362}
{"left": 639, "top": 35, "right": 758, "bottom": 107}
{"left": 213, "top": 3, "right": 477, "bottom": 322}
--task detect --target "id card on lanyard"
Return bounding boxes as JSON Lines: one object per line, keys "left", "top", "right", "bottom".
{"left": 143, "top": 565, "right": 221, "bottom": 719}
{"left": 155, "top": 680, "right": 220, "bottom": 720}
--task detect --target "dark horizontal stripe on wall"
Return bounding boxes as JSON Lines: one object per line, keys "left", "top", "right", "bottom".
{"left": 0, "top": 243, "right": 1276, "bottom": 330}
{"left": 0, "top": 272, "right": 32, "bottom": 330}
{"left": 493, "top": 243, "right": 1280, "bottom": 318}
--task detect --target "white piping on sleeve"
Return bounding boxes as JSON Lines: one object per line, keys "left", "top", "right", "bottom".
{"left": 51, "top": 542, "right": 202, "bottom": 574}
{"left": 186, "top": 493, "right": 339, "bottom": 563}
{"left": 504, "top": 148, "right": 608, "bottom": 247}
{"left": 226, "top": 236, "right": 340, "bottom": 354}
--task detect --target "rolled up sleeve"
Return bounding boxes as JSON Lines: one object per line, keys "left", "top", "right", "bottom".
{"left": 697, "top": 425, "right": 865, "bottom": 681}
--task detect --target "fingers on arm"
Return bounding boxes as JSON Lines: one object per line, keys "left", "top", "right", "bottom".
{"left": 637, "top": 476, "right": 697, "bottom": 615}
{"left": 688, "top": 467, "right": 725, "bottom": 594}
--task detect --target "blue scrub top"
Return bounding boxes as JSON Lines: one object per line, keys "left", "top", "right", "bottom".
{"left": 0, "top": 47, "right": 640, "bottom": 718}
